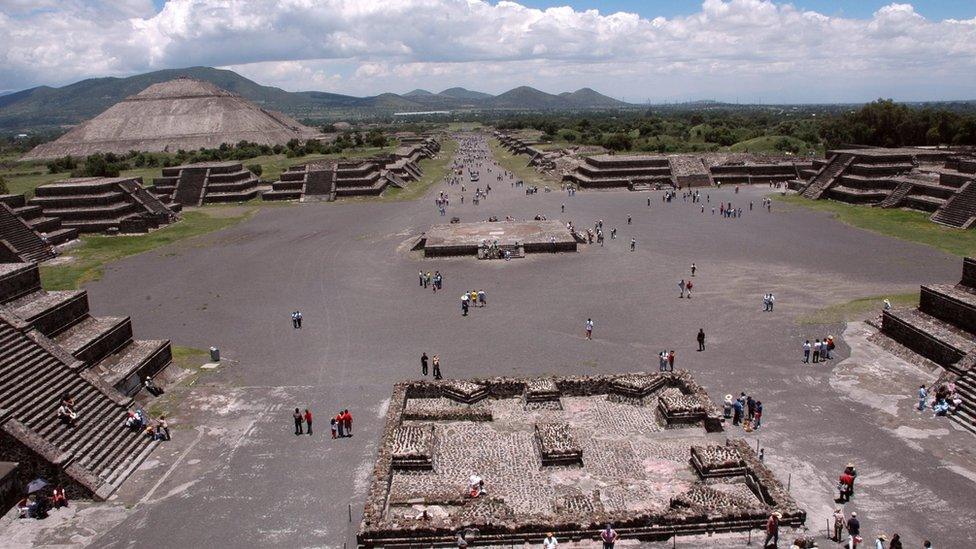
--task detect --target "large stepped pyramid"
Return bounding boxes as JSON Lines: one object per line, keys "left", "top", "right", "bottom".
{"left": 0, "top": 194, "right": 78, "bottom": 262}
{"left": 0, "top": 263, "right": 170, "bottom": 499}
{"left": 881, "top": 257, "right": 976, "bottom": 434}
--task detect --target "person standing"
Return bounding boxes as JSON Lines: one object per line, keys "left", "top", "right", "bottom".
{"left": 838, "top": 469, "right": 854, "bottom": 502}
{"left": 419, "top": 270, "right": 425, "bottom": 287}
{"left": 685, "top": 279, "right": 693, "bottom": 298}
{"left": 803, "top": 340, "right": 811, "bottom": 363}
{"left": 336, "top": 411, "right": 345, "bottom": 437}
{"left": 918, "top": 384, "right": 927, "bottom": 410}
{"left": 847, "top": 512, "right": 860, "bottom": 548}
{"left": 697, "top": 329, "right": 705, "bottom": 351}
{"left": 542, "top": 533, "right": 558, "bottom": 549}
{"left": 812, "top": 339, "right": 821, "bottom": 363}
{"left": 678, "top": 279, "right": 686, "bottom": 298}
{"left": 732, "top": 397, "right": 743, "bottom": 426}
{"left": 421, "top": 352, "right": 429, "bottom": 376}
{"left": 293, "top": 408, "right": 303, "bottom": 435}
{"left": 600, "top": 524, "right": 618, "bottom": 548}
{"left": 768, "top": 293, "right": 775, "bottom": 311}
{"left": 585, "top": 318, "right": 594, "bottom": 340}
{"left": 295, "top": 311, "right": 302, "bottom": 329}
{"left": 342, "top": 409, "right": 352, "bottom": 436}
{"left": 888, "top": 534, "right": 902, "bottom": 549}
{"left": 630, "top": 238, "right": 636, "bottom": 252}
{"left": 304, "top": 408, "right": 313, "bottom": 436}
{"left": 875, "top": 534, "right": 886, "bottom": 549}
{"left": 691, "top": 263, "right": 696, "bottom": 277}
{"left": 627, "top": 214, "right": 632, "bottom": 225}
{"left": 668, "top": 350, "right": 675, "bottom": 372}
{"left": 331, "top": 417, "right": 337, "bottom": 439}
{"left": 433, "top": 355, "right": 442, "bottom": 379}
{"left": 763, "top": 511, "right": 781, "bottom": 548}
{"left": 833, "top": 508, "right": 847, "bottom": 542}
{"left": 291, "top": 311, "right": 299, "bottom": 329}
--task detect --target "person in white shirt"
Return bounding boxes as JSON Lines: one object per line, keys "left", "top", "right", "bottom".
{"left": 542, "top": 533, "right": 558, "bottom": 548}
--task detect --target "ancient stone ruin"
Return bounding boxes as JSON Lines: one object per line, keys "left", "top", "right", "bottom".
{"left": 0, "top": 194, "right": 78, "bottom": 262}
{"left": 417, "top": 220, "right": 578, "bottom": 258}
{"left": 881, "top": 257, "right": 976, "bottom": 433}
{"left": 263, "top": 138, "right": 440, "bottom": 201}
{"left": 798, "top": 147, "right": 976, "bottom": 228}
{"left": 29, "top": 177, "right": 178, "bottom": 234}
{"left": 151, "top": 161, "right": 260, "bottom": 207}
{"left": 563, "top": 154, "right": 676, "bottom": 190}
{"left": 22, "top": 77, "right": 322, "bottom": 160}
{"left": 0, "top": 262, "right": 172, "bottom": 500}
{"left": 359, "top": 371, "right": 804, "bottom": 547}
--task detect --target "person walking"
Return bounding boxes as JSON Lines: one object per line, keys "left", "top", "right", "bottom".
{"left": 291, "top": 311, "right": 299, "bottom": 329}
{"left": 293, "top": 408, "right": 303, "bottom": 435}
{"left": 763, "top": 511, "right": 781, "bottom": 547}
{"left": 304, "top": 408, "right": 313, "bottom": 436}
{"left": 585, "top": 318, "right": 594, "bottom": 340}
{"left": 679, "top": 279, "right": 686, "bottom": 298}
{"left": 875, "top": 534, "right": 887, "bottom": 549}
{"left": 833, "top": 508, "right": 846, "bottom": 542}
{"left": 888, "top": 534, "right": 902, "bottom": 549}
{"left": 600, "top": 524, "right": 618, "bottom": 548}
{"left": 630, "top": 238, "right": 636, "bottom": 251}
{"left": 627, "top": 214, "right": 632, "bottom": 225}
{"left": 697, "top": 329, "right": 705, "bottom": 352}
{"left": 422, "top": 352, "right": 429, "bottom": 376}
{"left": 685, "top": 279, "right": 693, "bottom": 298}
{"left": 918, "top": 384, "right": 927, "bottom": 411}
{"left": 690, "top": 263, "right": 696, "bottom": 277}
{"left": 847, "top": 512, "right": 861, "bottom": 548}
{"left": 342, "top": 410, "right": 352, "bottom": 436}
{"left": 336, "top": 411, "right": 345, "bottom": 437}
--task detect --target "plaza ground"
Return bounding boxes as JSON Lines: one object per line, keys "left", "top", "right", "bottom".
{"left": 2, "top": 133, "right": 974, "bottom": 548}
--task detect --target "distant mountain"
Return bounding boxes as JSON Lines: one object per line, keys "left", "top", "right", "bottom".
{"left": 439, "top": 87, "right": 493, "bottom": 101}
{"left": 559, "top": 88, "right": 628, "bottom": 108}
{"left": 488, "top": 86, "right": 567, "bottom": 109}
{"left": 0, "top": 67, "right": 637, "bottom": 132}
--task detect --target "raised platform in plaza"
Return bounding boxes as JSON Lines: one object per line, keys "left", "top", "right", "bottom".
{"left": 358, "top": 371, "right": 805, "bottom": 547}
{"left": 420, "top": 220, "right": 577, "bottom": 257}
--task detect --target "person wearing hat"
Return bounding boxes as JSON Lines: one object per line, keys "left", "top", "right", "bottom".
{"left": 833, "top": 508, "right": 847, "bottom": 541}
{"left": 875, "top": 534, "right": 886, "bottom": 549}
{"left": 723, "top": 395, "right": 734, "bottom": 419}
{"left": 764, "top": 511, "right": 781, "bottom": 547}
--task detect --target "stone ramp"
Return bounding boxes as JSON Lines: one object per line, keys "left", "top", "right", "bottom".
{"left": 801, "top": 153, "right": 853, "bottom": 199}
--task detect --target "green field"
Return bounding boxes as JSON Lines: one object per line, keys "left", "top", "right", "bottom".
{"left": 726, "top": 135, "right": 812, "bottom": 153}
{"left": 41, "top": 207, "right": 257, "bottom": 290}
{"left": 799, "top": 293, "right": 919, "bottom": 325}
{"left": 779, "top": 194, "right": 976, "bottom": 258}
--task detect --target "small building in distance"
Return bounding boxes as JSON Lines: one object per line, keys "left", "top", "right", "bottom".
{"left": 28, "top": 177, "right": 178, "bottom": 234}
{"left": 150, "top": 161, "right": 261, "bottom": 207}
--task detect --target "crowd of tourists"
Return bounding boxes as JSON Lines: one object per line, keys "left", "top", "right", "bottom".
{"left": 723, "top": 391, "right": 765, "bottom": 431}
{"left": 291, "top": 408, "right": 353, "bottom": 438}
{"left": 802, "top": 336, "right": 835, "bottom": 363}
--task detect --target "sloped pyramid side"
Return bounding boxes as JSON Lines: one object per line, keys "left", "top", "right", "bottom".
{"left": 23, "top": 78, "right": 321, "bottom": 160}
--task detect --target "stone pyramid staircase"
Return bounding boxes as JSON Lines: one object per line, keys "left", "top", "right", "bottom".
{"left": 0, "top": 263, "right": 172, "bottom": 396}
{"left": 931, "top": 180, "right": 976, "bottom": 228}
{"left": 0, "top": 201, "right": 53, "bottom": 263}
{"left": 881, "top": 257, "right": 976, "bottom": 433}
{"left": 0, "top": 194, "right": 78, "bottom": 260}
{"left": 0, "top": 264, "right": 165, "bottom": 499}
{"left": 801, "top": 153, "right": 854, "bottom": 199}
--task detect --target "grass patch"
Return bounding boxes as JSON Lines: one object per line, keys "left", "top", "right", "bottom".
{"left": 798, "top": 293, "right": 918, "bottom": 325}
{"left": 779, "top": 195, "right": 976, "bottom": 257}
{"left": 40, "top": 207, "right": 257, "bottom": 290}
{"left": 726, "top": 135, "right": 809, "bottom": 153}
{"left": 488, "top": 138, "right": 549, "bottom": 188}
{"left": 379, "top": 137, "right": 459, "bottom": 202}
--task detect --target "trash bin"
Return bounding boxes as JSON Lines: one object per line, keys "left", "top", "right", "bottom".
{"left": 209, "top": 346, "right": 220, "bottom": 362}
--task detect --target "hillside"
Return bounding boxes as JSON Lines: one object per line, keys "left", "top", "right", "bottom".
{"left": 0, "top": 67, "right": 636, "bottom": 132}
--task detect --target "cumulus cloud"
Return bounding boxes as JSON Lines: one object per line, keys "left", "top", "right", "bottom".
{"left": 1, "top": 0, "right": 975, "bottom": 102}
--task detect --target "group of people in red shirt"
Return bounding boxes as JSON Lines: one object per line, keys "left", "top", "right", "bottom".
{"left": 293, "top": 408, "right": 352, "bottom": 438}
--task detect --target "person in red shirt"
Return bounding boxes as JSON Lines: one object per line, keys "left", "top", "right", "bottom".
{"left": 342, "top": 409, "right": 352, "bottom": 436}
{"left": 303, "top": 409, "right": 313, "bottom": 436}
{"left": 838, "top": 471, "right": 854, "bottom": 502}
{"left": 764, "top": 511, "right": 781, "bottom": 547}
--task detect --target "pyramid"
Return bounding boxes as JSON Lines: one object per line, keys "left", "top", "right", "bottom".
{"left": 23, "top": 77, "right": 321, "bottom": 160}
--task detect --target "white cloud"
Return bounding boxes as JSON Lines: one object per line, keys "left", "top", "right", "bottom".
{"left": 0, "top": 0, "right": 975, "bottom": 102}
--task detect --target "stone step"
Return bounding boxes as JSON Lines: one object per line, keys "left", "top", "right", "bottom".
{"left": 42, "top": 227, "right": 79, "bottom": 246}
{"left": 920, "top": 285, "right": 976, "bottom": 334}
{"left": 54, "top": 315, "right": 133, "bottom": 365}
{"left": 881, "top": 308, "right": 976, "bottom": 369}
{"left": 0, "top": 262, "right": 42, "bottom": 303}
{"left": 5, "top": 289, "right": 89, "bottom": 336}
{"left": 29, "top": 216, "right": 62, "bottom": 233}
{"left": 96, "top": 339, "right": 172, "bottom": 395}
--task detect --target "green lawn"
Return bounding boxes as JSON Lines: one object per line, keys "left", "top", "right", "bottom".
{"left": 488, "top": 138, "right": 549, "bottom": 188}
{"left": 779, "top": 195, "right": 976, "bottom": 258}
{"left": 41, "top": 207, "right": 257, "bottom": 290}
{"left": 726, "top": 135, "right": 811, "bottom": 154}
{"left": 798, "top": 293, "right": 919, "bottom": 325}
{"left": 380, "top": 137, "right": 458, "bottom": 202}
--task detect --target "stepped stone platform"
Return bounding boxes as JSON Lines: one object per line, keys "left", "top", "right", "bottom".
{"left": 151, "top": 161, "right": 260, "bottom": 206}
{"left": 0, "top": 263, "right": 171, "bottom": 502}
{"left": 563, "top": 154, "right": 675, "bottom": 190}
{"left": 419, "top": 220, "right": 576, "bottom": 257}
{"left": 29, "top": 177, "right": 177, "bottom": 234}
{"left": 881, "top": 257, "right": 976, "bottom": 433}
{"left": 264, "top": 139, "right": 439, "bottom": 202}
{"left": 359, "top": 372, "right": 804, "bottom": 547}
{"left": 0, "top": 194, "right": 79, "bottom": 261}
{"left": 796, "top": 147, "right": 976, "bottom": 227}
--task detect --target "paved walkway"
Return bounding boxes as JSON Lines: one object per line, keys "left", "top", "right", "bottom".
{"left": 7, "top": 133, "right": 971, "bottom": 548}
